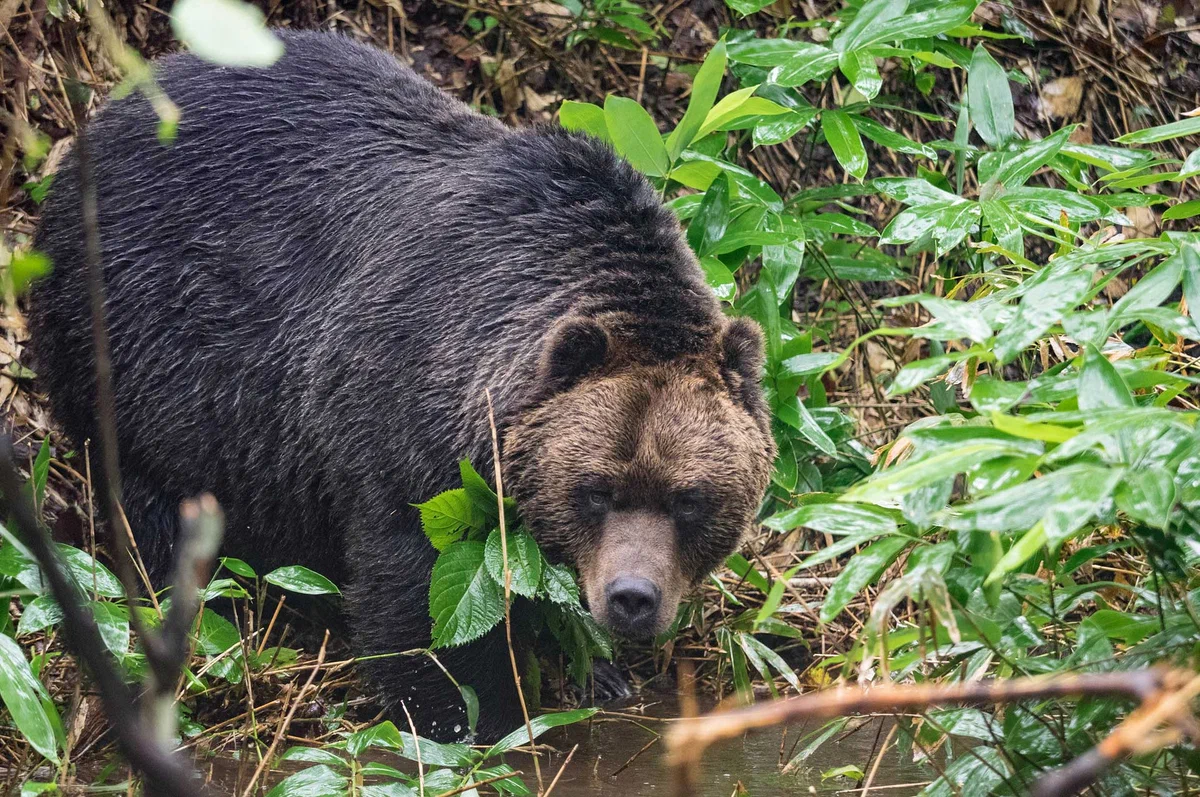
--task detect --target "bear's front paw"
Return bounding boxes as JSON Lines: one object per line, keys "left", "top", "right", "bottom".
{"left": 586, "top": 659, "right": 634, "bottom": 704}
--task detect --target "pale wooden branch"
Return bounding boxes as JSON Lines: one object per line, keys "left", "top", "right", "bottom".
{"left": 665, "top": 667, "right": 1195, "bottom": 797}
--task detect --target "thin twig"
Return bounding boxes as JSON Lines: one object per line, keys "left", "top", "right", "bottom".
{"left": 239, "top": 629, "right": 330, "bottom": 797}
{"left": 542, "top": 743, "right": 579, "bottom": 797}
{"left": 485, "top": 389, "right": 543, "bottom": 793}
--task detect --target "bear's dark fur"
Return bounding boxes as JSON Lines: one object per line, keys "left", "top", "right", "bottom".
{"left": 29, "top": 30, "right": 775, "bottom": 741}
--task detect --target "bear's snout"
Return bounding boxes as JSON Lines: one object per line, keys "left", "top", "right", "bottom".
{"left": 604, "top": 576, "right": 662, "bottom": 638}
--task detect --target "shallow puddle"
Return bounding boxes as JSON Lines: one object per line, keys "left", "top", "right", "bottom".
{"left": 192, "top": 695, "right": 929, "bottom": 796}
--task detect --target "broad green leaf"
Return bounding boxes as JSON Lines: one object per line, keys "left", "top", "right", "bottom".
{"left": 459, "top": 459, "right": 499, "bottom": 522}
{"left": 920, "top": 747, "right": 1010, "bottom": 797}
{"left": 16, "top": 596, "right": 62, "bottom": 636}
{"left": 725, "top": 553, "right": 771, "bottom": 594}
{"left": 264, "top": 566, "right": 340, "bottom": 596}
{"left": 980, "top": 127, "right": 1073, "bottom": 189}
{"left": 171, "top": 0, "right": 284, "bottom": 67}
{"left": 1164, "top": 199, "right": 1200, "bottom": 221}
{"left": 417, "top": 488, "right": 481, "bottom": 551}
{"left": 874, "top": 177, "right": 965, "bottom": 206}
{"left": 486, "top": 708, "right": 599, "bottom": 756}
{"left": 765, "top": 502, "right": 898, "bottom": 535}
{"left": 0, "top": 634, "right": 59, "bottom": 763}
{"left": 946, "top": 465, "right": 1122, "bottom": 547}
{"left": 851, "top": 116, "right": 936, "bottom": 159}
{"left": 1180, "top": 147, "right": 1200, "bottom": 180}
{"left": 967, "top": 43, "right": 1014, "bottom": 147}
{"left": 767, "top": 47, "right": 840, "bottom": 87}
{"left": 1078, "top": 345, "right": 1134, "bottom": 409}
{"left": 1115, "top": 114, "right": 1200, "bottom": 144}
{"left": 604, "top": 96, "right": 669, "bottom": 177}
{"left": 484, "top": 529, "right": 542, "bottom": 599}
{"left": 753, "top": 108, "right": 819, "bottom": 147}
{"left": 220, "top": 557, "right": 256, "bottom": 578}
{"left": 700, "top": 256, "right": 737, "bottom": 302}
{"left": 819, "top": 536, "right": 908, "bottom": 622}
{"left": 839, "top": 49, "right": 881, "bottom": 100}
{"left": 932, "top": 200, "right": 982, "bottom": 255}
{"left": 90, "top": 601, "right": 130, "bottom": 656}
{"left": 861, "top": 0, "right": 979, "bottom": 45}
{"left": 887, "top": 352, "right": 968, "bottom": 396}
{"left": 666, "top": 40, "right": 727, "bottom": 159}
{"left": 430, "top": 541, "right": 505, "bottom": 647}
{"left": 1003, "top": 186, "right": 1123, "bottom": 224}
{"left": 778, "top": 396, "right": 836, "bottom": 454}
{"left": 993, "top": 269, "right": 1092, "bottom": 364}
{"left": 0, "top": 544, "right": 124, "bottom": 599}
{"left": 279, "top": 746, "right": 348, "bottom": 768}
{"left": 728, "top": 39, "right": 827, "bottom": 67}
{"left": 346, "top": 721, "right": 406, "bottom": 757}
{"left": 982, "top": 199, "right": 1024, "bottom": 257}
{"left": 725, "top": 0, "right": 776, "bottom": 14}
{"left": 844, "top": 442, "right": 1032, "bottom": 503}
{"left": 918, "top": 296, "right": 992, "bottom": 343}
{"left": 739, "top": 632, "right": 801, "bottom": 691}
{"left": 1182, "top": 243, "right": 1200, "bottom": 337}
{"left": 822, "top": 110, "right": 868, "bottom": 180}
{"left": 9, "top": 250, "right": 50, "bottom": 295}
{"left": 801, "top": 213, "right": 877, "bottom": 237}
{"left": 1116, "top": 467, "right": 1175, "bottom": 528}
{"left": 694, "top": 86, "right": 756, "bottom": 137}
{"left": 832, "top": 0, "right": 908, "bottom": 52}
{"left": 558, "top": 101, "right": 609, "bottom": 142}
{"left": 686, "top": 174, "right": 731, "bottom": 257}
{"left": 265, "top": 764, "right": 349, "bottom": 797}
{"left": 1109, "top": 252, "right": 1184, "bottom": 326}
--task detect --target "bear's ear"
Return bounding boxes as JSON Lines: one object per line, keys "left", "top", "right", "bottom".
{"left": 537, "top": 316, "right": 610, "bottom": 395}
{"left": 718, "top": 317, "right": 769, "bottom": 425}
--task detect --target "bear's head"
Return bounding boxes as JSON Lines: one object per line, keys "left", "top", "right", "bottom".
{"left": 505, "top": 315, "right": 775, "bottom": 639}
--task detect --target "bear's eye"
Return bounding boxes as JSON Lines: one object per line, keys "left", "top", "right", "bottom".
{"left": 586, "top": 489, "right": 611, "bottom": 510}
{"left": 673, "top": 495, "right": 702, "bottom": 520}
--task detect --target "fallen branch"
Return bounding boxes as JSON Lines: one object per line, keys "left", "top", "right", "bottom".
{"left": 665, "top": 667, "right": 1197, "bottom": 797}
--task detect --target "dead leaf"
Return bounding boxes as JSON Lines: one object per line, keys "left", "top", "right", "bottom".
{"left": 1123, "top": 205, "right": 1158, "bottom": 239}
{"left": 1039, "top": 76, "right": 1083, "bottom": 120}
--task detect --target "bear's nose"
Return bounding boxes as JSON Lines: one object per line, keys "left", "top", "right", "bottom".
{"left": 605, "top": 576, "right": 661, "bottom": 637}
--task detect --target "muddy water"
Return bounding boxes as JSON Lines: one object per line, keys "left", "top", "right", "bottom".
{"left": 198, "top": 698, "right": 928, "bottom": 796}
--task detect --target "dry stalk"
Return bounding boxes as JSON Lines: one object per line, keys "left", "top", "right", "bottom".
{"left": 239, "top": 629, "right": 330, "bottom": 797}
{"left": 666, "top": 667, "right": 1193, "bottom": 797}
{"left": 485, "top": 389, "right": 543, "bottom": 793}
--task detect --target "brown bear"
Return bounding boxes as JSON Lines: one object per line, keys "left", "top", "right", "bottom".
{"left": 28, "top": 30, "right": 775, "bottom": 741}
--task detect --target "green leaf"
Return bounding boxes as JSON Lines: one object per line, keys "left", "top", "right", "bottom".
{"left": 486, "top": 708, "right": 599, "bottom": 756}
{"left": 1116, "top": 467, "right": 1175, "bottom": 528}
{"left": 559, "top": 101, "right": 609, "bottom": 142}
{"left": 279, "top": 746, "right": 349, "bottom": 768}
{"left": 0, "top": 634, "right": 59, "bottom": 763}
{"left": 993, "top": 269, "right": 1093, "bottom": 364}
{"left": 484, "top": 529, "right": 542, "bottom": 599}
{"left": 753, "top": 109, "right": 819, "bottom": 147}
{"left": 851, "top": 116, "right": 936, "bottom": 159}
{"left": 90, "top": 601, "right": 130, "bottom": 656}
{"left": 459, "top": 459, "right": 499, "bottom": 522}
{"left": 417, "top": 489, "right": 480, "bottom": 551}
{"left": 765, "top": 501, "right": 898, "bottom": 536}
{"left": 666, "top": 41, "right": 726, "bottom": 159}
{"left": 540, "top": 562, "right": 582, "bottom": 606}
{"left": 265, "top": 764, "right": 349, "bottom": 797}
{"left": 844, "top": 442, "right": 1032, "bottom": 504}
{"left": 1164, "top": 199, "right": 1200, "bottom": 221}
{"left": 1180, "top": 148, "right": 1200, "bottom": 180}
{"left": 16, "top": 596, "right": 62, "bottom": 636}
{"left": 767, "top": 46, "right": 840, "bottom": 87}
{"left": 982, "top": 199, "right": 1024, "bottom": 257}
{"left": 839, "top": 49, "right": 881, "bottom": 100}
{"left": 820, "top": 536, "right": 909, "bottom": 622}
{"left": 0, "top": 544, "right": 124, "bottom": 599}
{"left": 981, "top": 127, "right": 1073, "bottom": 189}
{"left": 822, "top": 110, "right": 868, "bottom": 181}
{"left": 1181, "top": 243, "right": 1200, "bottom": 337}
{"left": 700, "top": 256, "right": 737, "bottom": 302}
{"left": 220, "top": 557, "right": 256, "bottom": 578}
{"left": 875, "top": 177, "right": 965, "bottom": 206}
{"left": 604, "top": 96, "right": 669, "bottom": 177}
{"left": 859, "top": 0, "right": 979, "bottom": 44}
{"left": 430, "top": 541, "right": 505, "bottom": 648}
{"left": 1078, "top": 345, "right": 1134, "bottom": 409}
{"left": 686, "top": 174, "right": 730, "bottom": 257}
{"left": 887, "top": 352, "right": 965, "bottom": 396}
{"left": 9, "top": 250, "right": 51, "bottom": 295}
{"left": 171, "top": 0, "right": 284, "bottom": 67}
{"left": 1115, "top": 114, "right": 1200, "bottom": 144}
{"left": 1109, "top": 252, "right": 1184, "bottom": 326}
{"left": 264, "top": 566, "right": 340, "bottom": 596}
{"left": 967, "top": 43, "right": 1014, "bottom": 147}
{"left": 833, "top": 0, "right": 908, "bottom": 52}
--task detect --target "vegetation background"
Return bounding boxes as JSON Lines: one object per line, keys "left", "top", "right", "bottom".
{"left": 1, "top": 0, "right": 1199, "bottom": 794}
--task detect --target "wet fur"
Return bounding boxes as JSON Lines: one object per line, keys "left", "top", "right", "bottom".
{"left": 28, "top": 30, "right": 774, "bottom": 741}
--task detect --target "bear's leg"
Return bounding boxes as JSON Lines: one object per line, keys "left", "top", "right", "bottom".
{"left": 117, "top": 476, "right": 181, "bottom": 586}
{"left": 344, "top": 531, "right": 523, "bottom": 742}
